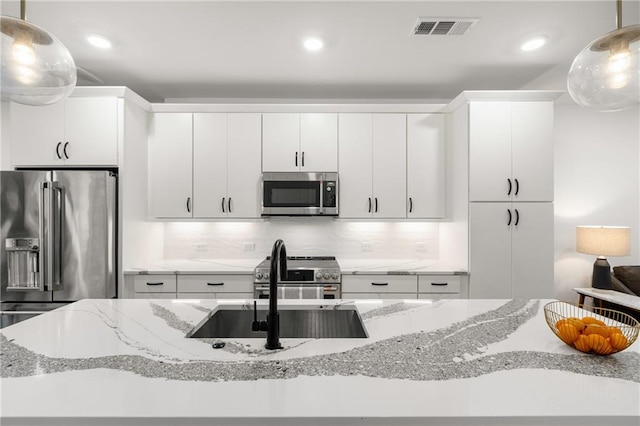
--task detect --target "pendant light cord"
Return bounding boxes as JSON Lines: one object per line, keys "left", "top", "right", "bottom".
{"left": 20, "top": 0, "right": 26, "bottom": 21}
{"left": 616, "top": 0, "right": 622, "bottom": 30}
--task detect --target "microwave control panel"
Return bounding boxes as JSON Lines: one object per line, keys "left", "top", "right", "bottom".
{"left": 324, "top": 181, "right": 337, "bottom": 207}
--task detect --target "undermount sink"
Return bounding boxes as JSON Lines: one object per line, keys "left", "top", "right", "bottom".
{"left": 187, "top": 305, "right": 368, "bottom": 339}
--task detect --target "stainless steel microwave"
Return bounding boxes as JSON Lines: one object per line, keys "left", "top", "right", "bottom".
{"left": 261, "top": 172, "right": 338, "bottom": 216}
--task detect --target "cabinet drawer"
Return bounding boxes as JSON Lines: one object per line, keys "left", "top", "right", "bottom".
{"left": 177, "top": 275, "right": 253, "bottom": 293}
{"left": 342, "top": 292, "right": 416, "bottom": 300}
{"left": 418, "top": 293, "right": 461, "bottom": 300}
{"left": 176, "top": 292, "right": 253, "bottom": 300}
{"left": 342, "top": 275, "right": 417, "bottom": 293}
{"left": 418, "top": 275, "right": 460, "bottom": 294}
{"left": 133, "top": 275, "right": 177, "bottom": 293}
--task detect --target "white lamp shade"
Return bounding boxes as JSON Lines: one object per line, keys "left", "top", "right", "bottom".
{"left": 1, "top": 16, "right": 77, "bottom": 106}
{"left": 576, "top": 226, "right": 631, "bottom": 256}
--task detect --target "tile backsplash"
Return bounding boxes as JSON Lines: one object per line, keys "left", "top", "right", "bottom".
{"left": 163, "top": 218, "right": 440, "bottom": 260}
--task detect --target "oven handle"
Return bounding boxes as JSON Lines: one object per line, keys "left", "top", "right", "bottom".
{"left": 254, "top": 285, "right": 340, "bottom": 291}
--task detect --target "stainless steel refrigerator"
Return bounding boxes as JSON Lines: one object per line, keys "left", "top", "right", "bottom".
{"left": 0, "top": 170, "right": 117, "bottom": 327}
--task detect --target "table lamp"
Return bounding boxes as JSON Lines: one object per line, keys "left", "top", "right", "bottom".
{"left": 576, "top": 226, "right": 631, "bottom": 289}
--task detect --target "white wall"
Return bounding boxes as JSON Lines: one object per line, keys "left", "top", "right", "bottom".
{"left": 0, "top": 101, "right": 11, "bottom": 170}
{"left": 553, "top": 104, "right": 640, "bottom": 301}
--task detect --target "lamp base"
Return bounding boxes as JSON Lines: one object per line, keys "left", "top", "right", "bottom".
{"left": 592, "top": 257, "right": 612, "bottom": 290}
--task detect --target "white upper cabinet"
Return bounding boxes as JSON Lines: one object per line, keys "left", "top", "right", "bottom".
{"left": 339, "top": 113, "right": 406, "bottom": 219}
{"left": 407, "top": 114, "right": 445, "bottom": 218}
{"left": 469, "top": 101, "right": 553, "bottom": 202}
{"left": 149, "top": 113, "right": 193, "bottom": 218}
{"left": 262, "top": 113, "right": 337, "bottom": 172}
{"left": 300, "top": 113, "right": 338, "bottom": 172}
{"left": 151, "top": 113, "right": 262, "bottom": 219}
{"left": 195, "top": 113, "right": 262, "bottom": 218}
{"left": 11, "top": 97, "right": 118, "bottom": 167}
{"left": 193, "top": 113, "right": 227, "bottom": 218}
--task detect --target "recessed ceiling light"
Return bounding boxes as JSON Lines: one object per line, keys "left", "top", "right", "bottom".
{"left": 303, "top": 38, "right": 324, "bottom": 51}
{"left": 87, "top": 35, "right": 112, "bottom": 49}
{"left": 521, "top": 36, "right": 547, "bottom": 51}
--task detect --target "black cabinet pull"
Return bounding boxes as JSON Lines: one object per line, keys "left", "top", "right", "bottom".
{"left": 63, "top": 142, "right": 69, "bottom": 159}
{"left": 146, "top": 282, "right": 164, "bottom": 286}
{"left": 207, "top": 282, "right": 224, "bottom": 286}
{"left": 295, "top": 152, "right": 298, "bottom": 167}
{"left": 409, "top": 197, "right": 413, "bottom": 213}
{"left": 514, "top": 178, "right": 520, "bottom": 196}
{"left": 228, "top": 197, "right": 232, "bottom": 213}
{"left": 56, "top": 142, "right": 62, "bottom": 159}
{"left": 368, "top": 198, "right": 372, "bottom": 213}
{"left": 507, "top": 178, "right": 512, "bottom": 195}
{"left": 301, "top": 151, "right": 305, "bottom": 167}
{"left": 507, "top": 209, "right": 512, "bottom": 226}
{"left": 221, "top": 197, "right": 226, "bottom": 213}
{"left": 375, "top": 198, "right": 378, "bottom": 213}
{"left": 371, "top": 282, "right": 389, "bottom": 286}
{"left": 186, "top": 197, "right": 191, "bottom": 213}
{"left": 431, "top": 282, "right": 448, "bottom": 286}
{"left": 515, "top": 208, "right": 520, "bottom": 226}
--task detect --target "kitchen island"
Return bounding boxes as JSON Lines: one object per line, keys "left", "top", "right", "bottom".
{"left": 1, "top": 298, "right": 638, "bottom": 426}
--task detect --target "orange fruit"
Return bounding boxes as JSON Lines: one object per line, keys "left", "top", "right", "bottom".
{"left": 582, "top": 316, "right": 606, "bottom": 327}
{"left": 557, "top": 324, "right": 579, "bottom": 344}
{"left": 608, "top": 326, "right": 623, "bottom": 335}
{"left": 587, "top": 334, "right": 607, "bottom": 353}
{"left": 583, "top": 324, "right": 611, "bottom": 338}
{"left": 568, "top": 318, "right": 586, "bottom": 332}
{"left": 609, "top": 333, "right": 628, "bottom": 350}
{"left": 594, "top": 339, "right": 614, "bottom": 355}
{"left": 573, "top": 334, "right": 591, "bottom": 353}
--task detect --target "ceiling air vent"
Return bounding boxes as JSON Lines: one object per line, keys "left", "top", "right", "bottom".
{"left": 412, "top": 17, "right": 479, "bottom": 36}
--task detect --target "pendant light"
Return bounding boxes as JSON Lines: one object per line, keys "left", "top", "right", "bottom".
{"left": 1, "top": 0, "right": 77, "bottom": 106}
{"left": 567, "top": 0, "right": 639, "bottom": 112}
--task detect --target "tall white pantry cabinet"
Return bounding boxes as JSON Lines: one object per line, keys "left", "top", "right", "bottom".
{"left": 452, "top": 94, "right": 558, "bottom": 299}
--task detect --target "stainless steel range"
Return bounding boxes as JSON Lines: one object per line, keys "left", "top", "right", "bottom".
{"left": 254, "top": 256, "right": 341, "bottom": 299}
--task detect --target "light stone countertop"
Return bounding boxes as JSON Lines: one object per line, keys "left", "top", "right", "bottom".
{"left": 124, "top": 258, "right": 468, "bottom": 275}
{"left": 1, "top": 298, "right": 638, "bottom": 425}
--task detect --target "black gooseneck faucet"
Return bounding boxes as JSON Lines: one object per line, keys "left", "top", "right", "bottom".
{"left": 252, "top": 239, "right": 287, "bottom": 350}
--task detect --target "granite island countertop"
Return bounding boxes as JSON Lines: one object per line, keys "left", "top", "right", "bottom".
{"left": 1, "top": 298, "right": 638, "bottom": 426}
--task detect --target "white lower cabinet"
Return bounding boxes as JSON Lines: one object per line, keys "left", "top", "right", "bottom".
{"left": 418, "top": 294, "right": 461, "bottom": 300}
{"left": 469, "top": 202, "right": 554, "bottom": 299}
{"left": 177, "top": 274, "right": 253, "bottom": 299}
{"left": 133, "top": 275, "right": 177, "bottom": 299}
{"left": 342, "top": 275, "right": 417, "bottom": 298}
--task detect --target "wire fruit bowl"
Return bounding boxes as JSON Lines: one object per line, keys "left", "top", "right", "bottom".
{"left": 544, "top": 301, "right": 640, "bottom": 355}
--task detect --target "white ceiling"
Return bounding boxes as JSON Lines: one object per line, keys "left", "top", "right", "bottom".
{"left": 2, "top": 0, "right": 639, "bottom": 102}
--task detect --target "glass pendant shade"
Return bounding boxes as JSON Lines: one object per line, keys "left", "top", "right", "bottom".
{"left": 1, "top": 16, "right": 77, "bottom": 106}
{"left": 567, "top": 24, "right": 640, "bottom": 112}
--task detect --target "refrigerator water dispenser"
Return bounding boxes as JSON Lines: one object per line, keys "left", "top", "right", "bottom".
{"left": 6, "top": 238, "right": 40, "bottom": 290}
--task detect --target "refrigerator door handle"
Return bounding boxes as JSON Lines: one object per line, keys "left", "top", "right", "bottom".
{"left": 40, "top": 182, "right": 63, "bottom": 292}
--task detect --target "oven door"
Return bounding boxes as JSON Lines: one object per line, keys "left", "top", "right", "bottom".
{"left": 262, "top": 173, "right": 322, "bottom": 216}
{"left": 254, "top": 284, "right": 340, "bottom": 299}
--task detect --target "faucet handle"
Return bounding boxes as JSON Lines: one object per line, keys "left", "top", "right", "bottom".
{"left": 251, "top": 300, "right": 268, "bottom": 332}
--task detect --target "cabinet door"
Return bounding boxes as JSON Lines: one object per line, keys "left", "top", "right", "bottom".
{"left": 372, "top": 114, "right": 406, "bottom": 218}
{"left": 469, "top": 102, "right": 512, "bottom": 202}
{"left": 63, "top": 97, "right": 118, "bottom": 166}
{"left": 262, "top": 113, "right": 300, "bottom": 172}
{"left": 300, "top": 113, "right": 338, "bottom": 172}
{"left": 149, "top": 113, "right": 193, "bottom": 218}
{"left": 11, "top": 102, "right": 65, "bottom": 166}
{"left": 338, "top": 114, "right": 373, "bottom": 218}
{"left": 193, "top": 113, "right": 227, "bottom": 218}
{"left": 227, "top": 113, "right": 262, "bottom": 218}
{"left": 469, "top": 202, "right": 512, "bottom": 298}
{"left": 511, "top": 102, "right": 554, "bottom": 202}
{"left": 511, "top": 203, "right": 554, "bottom": 298}
{"left": 407, "top": 114, "right": 445, "bottom": 218}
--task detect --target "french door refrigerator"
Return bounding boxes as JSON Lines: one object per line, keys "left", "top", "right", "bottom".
{"left": 0, "top": 170, "right": 117, "bottom": 327}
